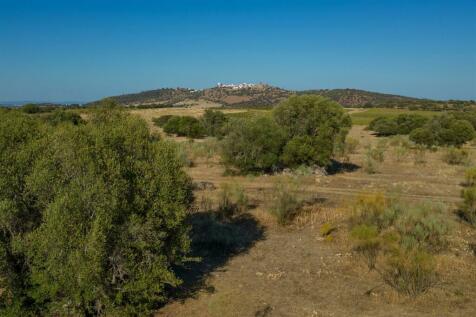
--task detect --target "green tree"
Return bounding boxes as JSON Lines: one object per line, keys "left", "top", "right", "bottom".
{"left": 221, "top": 117, "right": 286, "bottom": 172}
{"left": 273, "top": 95, "right": 351, "bottom": 167}
{"left": 0, "top": 106, "right": 193, "bottom": 316}
{"left": 201, "top": 109, "right": 228, "bottom": 138}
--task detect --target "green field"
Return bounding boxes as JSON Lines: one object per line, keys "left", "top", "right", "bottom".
{"left": 349, "top": 108, "right": 440, "bottom": 125}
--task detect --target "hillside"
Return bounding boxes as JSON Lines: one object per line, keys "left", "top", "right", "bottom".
{"left": 93, "top": 85, "right": 475, "bottom": 111}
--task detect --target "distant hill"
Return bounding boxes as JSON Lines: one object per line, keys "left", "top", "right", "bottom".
{"left": 91, "top": 85, "right": 475, "bottom": 111}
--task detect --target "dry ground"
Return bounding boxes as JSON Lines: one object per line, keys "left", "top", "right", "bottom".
{"left": 127, "top": 107, "right": 476, "bottom": 317}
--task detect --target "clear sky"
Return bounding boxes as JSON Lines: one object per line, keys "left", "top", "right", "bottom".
{"left": 0, "top": 0, "right": 475, "bottom": 102}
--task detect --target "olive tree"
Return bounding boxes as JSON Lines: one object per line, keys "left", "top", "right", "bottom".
{"left": 0, "top": 107, "right": 193, "bottom": 316}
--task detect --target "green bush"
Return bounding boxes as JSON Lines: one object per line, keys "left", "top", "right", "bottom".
{"left": 201, "top": 109, "right": 228, "bottom": 138}
{"left": 153, "top": 115, "right": 174, "bottom": 127}
{"left": 280, "top": 135, "right": 320, "bottom": 167}
{"left": 43, "top": 109, "right": 84, "bottom": 126}
{"left": 368, "top": 114, "right": 428, "bottom": 136}
{"left": 163, "top": 115, "right": 206, "bottom": 138}
{"left": 410, "top": 114, "right": 475, "bottom": 147}
{"left": 274, "top": 95, "right": 351, "bottom": 167}
{"left": 221, "top": 117, "right": 286, "bottom": 173}
{"left": 0, "top": 106, "right": 193, "bottom": 316}
{"left": 21, "top": 103, "right": 42, "bottom": 113}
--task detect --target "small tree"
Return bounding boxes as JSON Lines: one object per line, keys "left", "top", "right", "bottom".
{"left": 201, "top": 109, "right": 228, "bottom": 138}
{"left": 221, "top": 117, "right": 286, "bottom": 173}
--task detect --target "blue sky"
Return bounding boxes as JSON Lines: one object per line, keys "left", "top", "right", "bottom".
{"left": 0, "top": 0, "right": 475, "bottom": 102}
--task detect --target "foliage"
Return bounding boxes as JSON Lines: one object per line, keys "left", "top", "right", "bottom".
{"left": 163, "top": 115, "right": 206, "bottom": 138}
{"left": 43, "top": 109, "right": 84, "bottom": 126}
{"left": 274, "top": 95, "right": 351, "bottom": 167}
{"left": 442, "top": 147, "right": 471, "bottom": 165}
{"left": 368, "top": 114, "right": 428, "bottom": 136}
{"left": 0, "top": 105, "right": 193, "bottom": 316}
{"left": 216, "top": 183, "right": 249, "bottom": 220}
{"left": 221, "top": 95, "right": 351, "bottom": 172}
{"left": 266, "top": 178, "right": 304, "bottom": 225}
{"left": 460, "top": 187, "right": 476, "bottom": 225}
{"left": 382, "top": 249, "right": 438, "bottom": 297}
{"left": 153, "top": 115, "right": 174, "bottom": 127}
{"left": 350, "top": 194, "right": 449, "bottom": 297}
{"left": 201, "top": 109, "right": 228, "bottom": 138}
{"left": 464, "top": 167, "right": 476, "bottom": 187}
{"left": 221, "top": 117, "right": 286, "bottom": 173}
{"left": 410, "top": 114, "right": 475, "bottom": 147}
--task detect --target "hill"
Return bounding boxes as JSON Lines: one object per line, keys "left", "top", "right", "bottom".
{"left": 92, "top": 85, "right": 475, "bottom": 111}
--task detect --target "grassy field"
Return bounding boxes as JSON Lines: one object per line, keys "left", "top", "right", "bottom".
{"left": 349, "top": 107, "right": 440, "bottom": 125}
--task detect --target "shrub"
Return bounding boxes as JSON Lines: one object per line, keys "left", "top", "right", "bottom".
{"left": 351, "top": 224, "right": 381, "bottom": 269}
{"left": 413, "top": 145, "right": 427, "bottom": 165}
{"left": 345, "top": 137, "right": 360, "bottom": 155}
{"left": 464, "top": 167, "right": 476, "bottom": 187}
{"left": 163, "top": 115, "right": 206, "bottom": 138}
{"left": 0, "top": 105, "right": 193, "bottom": 316}
{"left": 216, "top": 183, "right": 249, "bottom": 220}
{"left": 442, "top": 147, "right": 471, "bottom": 165}
{"left": 368, "top": 114, "right": 428, "bottom": 136}
{"left": 21, "top": 103, "right": 42, "bottom": 113}
{"left": 349, "top": 194, "right": 449, "bottom": 297}
{"left": 221, "top": 117, "right": 286, "bottom": 173}
{"left": 274, "top": 95, "right": 351, "bottom": 166}
{"left": 410, "top": 114, "right": 475, "bottom": 147}
{"left": 460, "top": 187, "right": 476, "bottom": 225}
{"left": 43, "top": 109, "right": 84, "bottom": 126}
{"left": 382, "top": 249, "right": 438, "bottom": 297}
{"left": 280, "top": 135, "right": 321, "bottom": 167}
{"left": 153, "top": 115, "right": 173, "bottom": 127}
{"left": 201, "top": 109, "right": 228, "bottom": 138}
{"left": 394, "top": 202, "right": 449, "bottom": 252}
{"left": 267, "top": 179, "right": 304, "bottom": 225}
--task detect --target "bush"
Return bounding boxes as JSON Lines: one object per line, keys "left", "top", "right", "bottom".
{"left": 350, "top": 194, "right": 449, "bottom": 297}
{"left": 442, "top": 147, "right": 471, "bottom": 165}
{"left": 280, "top": 135, "right": 320, "bottom": 167}
{"left": 0, "top": 106, "right": 193, "bottom": 316}
{"left": 267, "top": 179, "right": 304, "bottom": 225}
{"left": 351, "top": 224, "right": 381, "bottom": 269}
{"left": 201, "top": 109, "right": 228, "bottom": 138}
{"left": 43, "top": 109, "right": 84, "bottom": 126}
{"left": 460, "top": 187, "right": 476, "bottom": 225}
{"left": 216, "top": 183, "right": 249, "bottom": 220}
{"left": 274, "top": 95, "right": 351, "bottom": 167}
{"left": 221, "top": 117, "right": 286, "bottom": 173}
{"left": 368, "top": 114, "right": 428, "bottom": 136}
{"left": 410, "top": 114, "right": 475, "bottom": 147}
{"left": 21, "top": 103, "right": 42, "bottom": 113}
{"left": 382, "top": 249, "right": 438, "bottom": 297}
{"left": 465, "top": 167, "right": 476, "bottom": 187}
{"left": 153, "top": 115, "right": 173, "bottom": 127}
{"left": 163, "top": 115, "right": 206, "bottom": 138}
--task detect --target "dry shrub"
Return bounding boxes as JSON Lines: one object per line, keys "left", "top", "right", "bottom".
{"left": 349, "top": 193, "right": 449, "bottom": 297}
{"left": 266, "top": 177, "right": 305, "bottom": 225}
{"left": 216, "top": 183, "right": 249, "bottom": 220}
{"left": 442, "top": 147, "right": 471, "bottom": 165}
{"left": 464, "top": 167, "right": 476, "bottom": 187}
{"left": 460, "top": 187, "right": 476, "bottom": 226}
{"left": 413, "top": 145, "right": 427, "bottom": 165}
{"left": 382, "top": 249, "right": 438, "bottom": 297}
